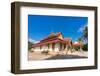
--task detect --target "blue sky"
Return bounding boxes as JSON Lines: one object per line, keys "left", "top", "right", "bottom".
{"left": 28, "top": 15, "right": 88, "bottom": 43}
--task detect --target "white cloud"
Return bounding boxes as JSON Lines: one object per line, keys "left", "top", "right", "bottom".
{"left": 77, "top": 25, "right": 87, "bottom": 33}
{"left": 28, "top": 38, "right": 39, "bottom": 44}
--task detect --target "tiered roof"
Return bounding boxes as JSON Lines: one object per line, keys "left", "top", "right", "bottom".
{"left": 33, "top": 32, "right": 72, "bottom": 47}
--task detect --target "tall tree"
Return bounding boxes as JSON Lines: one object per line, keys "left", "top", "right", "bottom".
{"left": 77, "top": 26, "right": 88, "bottom": 51}
{"left": 77, "top": 37, "right": 84, "bottom": 44}
{"left": 28, "top": 41, "right": 34, "bottom": 50}
{"left": 83, "top": 26, "right": 88, "bottom": 44}
{"left": 77, "top": 37, "right": 83, "bottom": 51}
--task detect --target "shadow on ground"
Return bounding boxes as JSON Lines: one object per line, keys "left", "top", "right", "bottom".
{"left": 45, "top": 54, "right": 87, "bottom": 60}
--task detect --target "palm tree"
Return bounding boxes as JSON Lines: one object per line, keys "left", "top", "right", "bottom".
{"left": 83, "top": 26, "right": 88, "bottom": 43}
{"left": 77, "top": 37, "right": 83, "bottom": 43}
{"left": 77, "top": 37, "right": 83, "bottom": 51}
{"left": 77, "top": 26, "right": 88, "bottom": 51}
{"left": 82, "top": 26, "right": 88, "bottom": 51}
{"left": 28, "top": 41, "right": 34, "bottom": 50}
{"left": 78, "top": 26, "right": 88, "bottom": 44}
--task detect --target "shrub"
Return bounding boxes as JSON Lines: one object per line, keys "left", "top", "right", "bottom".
{"left": 28, "top": 48, "right": 34, "bottom": 52}
{"left": 74, "top": 46, "right": 80, "bottom": 51}
{"left": 41, "top": 50, "right": 49, "bottom": 55}
{"left": 82, "top": 44, "right": 88, "bottom": 51}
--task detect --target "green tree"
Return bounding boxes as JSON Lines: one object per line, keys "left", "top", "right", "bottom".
{"left": 76, "top": 26, "right": 88, "bottom": 51}
{"left": 28, "top": 41, "right": 34, "bottom": 50}
{"left": 78, "top": 26, "right": 88, "bottom": 51}
{"left": 83, "top": 26, "right": 88, "bottom": 43}
{"left": 77, "top": 37, "right": 83, "bottom": 51}
{"left": 77, "top": 37, "right": 83, "bottom": 44}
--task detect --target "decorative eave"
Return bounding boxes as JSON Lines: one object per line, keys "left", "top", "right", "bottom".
{"left": 40, "top": 32, "right": 63, "bottom": 42}
{"left": 32, "top": 32, "right": 72, "bottom": 47}
{"left": 33, "top": 38, "right": 65, "bottom": 47}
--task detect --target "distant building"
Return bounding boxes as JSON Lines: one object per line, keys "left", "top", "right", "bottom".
{"left": 32, "top": 32, "right": 73, "bottom": 52}
{"left": 73, "top": 41, "right": 82, "bottom": 50}
{"left": 73, "top": 42, "right": 81, "bottom": 47}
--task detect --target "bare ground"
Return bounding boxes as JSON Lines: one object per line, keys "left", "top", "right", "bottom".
{"left": 28, "top": 50, "right": 88, "bottom": 60}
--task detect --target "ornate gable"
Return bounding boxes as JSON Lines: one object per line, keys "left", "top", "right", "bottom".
{"left": 57, "top": 32, "right": 63, "bottom": 39}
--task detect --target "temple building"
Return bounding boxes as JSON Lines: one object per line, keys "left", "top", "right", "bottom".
{"left": 32, "top": 32, "right": 73, "bottom": 52}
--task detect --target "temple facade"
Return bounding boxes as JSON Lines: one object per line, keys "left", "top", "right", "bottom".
{"left": 32, "top": 32, "right": 73, "bottom": 52}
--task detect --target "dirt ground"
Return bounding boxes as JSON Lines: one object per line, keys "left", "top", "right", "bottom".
{"left": 28, "top": 51, "right": 88, "bottom": 60}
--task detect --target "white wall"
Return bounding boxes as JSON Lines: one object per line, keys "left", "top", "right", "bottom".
{"left": 34, "top": 47, "right": 40, "bottom": 51}
{"left": 49, "top": 44, "right": 53, "bottom": 51}
{"left": 0, "top": 0, "right": 100, "bottom": 76}
{"left": 54, "top": 42, "right": 60, "bottom": 52}
{"left": 33, "top": 43, "right": 60, "bottom": 52}
{"left": 42, "top": 45, "right": 48, "bottom": 51}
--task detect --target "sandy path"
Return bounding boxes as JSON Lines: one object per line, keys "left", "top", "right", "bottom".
{"left": 67, "top": 51, "right": 88, "bottom": 57}
{"left": 28, "top": 51, "right": 88, "bottom": 60}
{"left": 28, "top": 52, "right": 52, "bottom": 60}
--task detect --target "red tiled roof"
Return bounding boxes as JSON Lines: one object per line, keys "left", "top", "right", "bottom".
{"left": 40, "top": 32, "right": 62, "bottom": 42}
{"left": 32, "top": 32, "right": 72, "bottom": 47}
{"left": 73, "top": 42, "right": 81, "bottom": 46}
{"left": 33, "top": 38, "right": 64, "bottom": 47}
